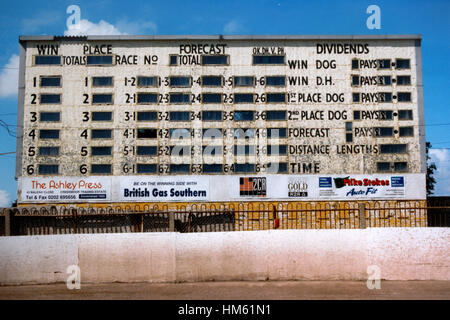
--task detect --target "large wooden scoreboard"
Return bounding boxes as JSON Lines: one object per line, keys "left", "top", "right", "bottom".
{"left": 15, "top": 35, "right": 426, "bottom": 206}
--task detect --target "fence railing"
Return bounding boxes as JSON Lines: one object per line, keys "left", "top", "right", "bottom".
{"left": 0, "top": 201, "right": 448, "bottom": 236}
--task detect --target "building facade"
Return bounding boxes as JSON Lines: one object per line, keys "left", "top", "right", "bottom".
{"left": 15, "top": 35, "right": 426, "bottom": 211}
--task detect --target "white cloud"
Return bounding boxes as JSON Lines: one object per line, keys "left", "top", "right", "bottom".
{"left": 65, "top": 19, "right": 126, "bottom": 36}
{"left": 429, "top": 148, "right": 450, "bottom": 195}
{"left": 65, "top": 18, "right": 157, "bottom": 36}
{"left": 223, "top": 20, "right": 242, "bottom": 34}
{"left": 0, "top": 54, "right": 19, "bottom": 98}
{"left": 115, "top": 19, "right": 157, "bottom": 34}
{"left": 0, "top": 190, "right": 11, "bottom": 207}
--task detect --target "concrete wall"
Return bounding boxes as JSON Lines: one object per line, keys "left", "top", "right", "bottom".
{"left": 0, "top": 228, "right": 449, "bottom": 285}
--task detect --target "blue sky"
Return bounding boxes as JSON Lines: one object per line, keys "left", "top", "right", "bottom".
{"left": 0, "top": 0, "right": 449, "bottom": 205}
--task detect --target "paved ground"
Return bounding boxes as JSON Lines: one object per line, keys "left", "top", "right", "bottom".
{"left": 0, "top": 281, "right": 449, "bottom": 300}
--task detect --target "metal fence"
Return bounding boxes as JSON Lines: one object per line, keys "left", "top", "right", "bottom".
{"left": 0, "top": 200, "right": 448, "bottom": 236}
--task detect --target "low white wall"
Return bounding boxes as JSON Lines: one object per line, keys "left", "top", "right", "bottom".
{"left": 0, "top": 228, "right": 448, "bottom": 285}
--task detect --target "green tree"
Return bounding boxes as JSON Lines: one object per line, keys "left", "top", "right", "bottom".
{"left": 426, "top": 142, "right": 437, "bottom": 196}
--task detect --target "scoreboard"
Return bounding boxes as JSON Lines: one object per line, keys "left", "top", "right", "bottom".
{"left": 15, "top": 35, "right": 426, "bottom": 203}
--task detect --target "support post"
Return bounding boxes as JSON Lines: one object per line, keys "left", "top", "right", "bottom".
{"left": 169, "top": 213, "right": 175, "bottom": 232}
{"left": 72, "top": 208, "right": 77, "bottom": 234}
{"left": 359, "top": 203, "right": 366, "bottom": 229}
{"left": 4, "top": 209, "right": 11, "bottom": 236}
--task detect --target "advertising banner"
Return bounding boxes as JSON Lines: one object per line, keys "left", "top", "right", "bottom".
{"left": 118, "top": 176, "right": 210, "bottom": 201}
{"left": 18, "top": 173, "right": 425, "bottom": 203}
{"left": 19, "top": 176, "right": 111, "bottom": 202}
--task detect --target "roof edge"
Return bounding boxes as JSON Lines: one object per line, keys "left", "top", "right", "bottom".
{"left": 19, "top": 34, "right": 422, "bottom": 41}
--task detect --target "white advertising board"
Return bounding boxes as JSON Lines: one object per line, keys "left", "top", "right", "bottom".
{"left": 19, "top": 176, "right": 112, "bottom": 203}
{"left": 18, "top": 173, "right": 426, "bottom": 203}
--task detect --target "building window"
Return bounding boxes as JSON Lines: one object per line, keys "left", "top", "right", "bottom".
{"left": 353, "top": 111, "right": 361, "bottom": 120}
{"left": 40, "top": 94, "right": 61, "bottom": 104}
{"left": 267, "top": 128, "right": 287, "bottom": 138}
{"left": 170, "top": 145, "right": 191, "bottom": 156}
{"left": 396, "top": 76, "right": 411, "bottom": 86}
{"left": 92, "top": 76, "right": 113, "bottom": 87}
{"left": 376, "top": 127, "right": 394, "bottom": 137}
{"left": 35, "top": 56, "right": 61, "bottom": 65}
{"left": 137, "top": 76, "right": 158, "bottom": 87}
{"left": 38, "top": 146, "right": 59, "bottom": 156}
{"left": 376, "top": 162, "right": 391, "bottom": 172}
{"left": 396, "top": 59, "right": 410, "bottom": 69}
{"left": 170, "top": 128, "right": 191, "bottom": 139}
{"left": 137, "top": 164, "right": 157, "bottom": 174}
{"left": 234, "top": 76, "right": 255, "bottom": 87}
{"left": 377, "top": 162, "right": 408, "bottom": 172}
{"left": 91, "top": 146, "right": 112, "bottom": 156}
{"left": 92, "top": 112, "right": 112, "bottom": 121}
{"left": 91, "top": 129, "right": 112, "bottom": 139}
{"left": 397, "top": 92, "right": 411, "bottom": 102}
{"left": 91, "top": 164, "right": 111, "bottom": 174}
{"left": 170, "top": 164, "right": 190, "bottom": 173}
{"left": 352, "top": 93, "right": 360, "bottom": 103}
{"left": 202, "top": 93, "right": 222, "bottom": 103}
{"left": 137, "top": 111, "right": 157, "bottom": 121}
{"left": 137, "top": 146, "right": 157, "bottom": 156}
{"left": 202, "top": 111, "right": 222, "bottom": 121}
{"left": 266, "top": 76, "right": 285, "bottom": 87}
{"left": 137, "top": 128, "right": 157, "bottom": 139}
{"left": 86, "top": 55, "right": 113, "bottom": 65}
{"left": 266, "top": 162, "right": 288, "bottom": 173}
{"left": 169, "top": 93, "right": 191, "bottom": 104}
{"left": 169, "top": 111, "right": 190, "bottom": 121}
{"left": 201, "top": 55, "right": 229, "bottom": 65}
{"left": 267, "top": 145, "right": 287, "bottom": 155}
{"left": 378, "top": 75, "right": 391, "bottom": 86}
{"left": 234, "top": 111, "right": 255, "bottom": 121}
{"left": 40, "top": 112, "right": 60, "bottom": 122}
{"left": 380, "top": 144, "right": 408, "bottom": 154}
{"left": 266, "top": 93, "right": 286, "bottom": 103}
{"left": 201, "top": 76, "right": 222, "bottom": 87}
{"left": 266, "top": 110, "right": 286, "bottom": 121}
{"left": 398, "top": 110, "right": 413, "bottom": 120}
{"left": 169, "top": 55, "right": 178, "bottom": 66}
{"left": 351, "top": 59, "right": 359, "bottom": 70}
{"left": 203, "top": 164, "right": 223, "bottom": 173}
{"left": 169, "top": 76, "right": 191, "bottom": 87}
{"left": 379, "top": 92, "right": 392, "bottom": 102}
{"left": 234, "top": 145, "right": 255, "bottom": 155}
{"left": 345, "top": 122, "right": 353, "bottom": 142}
{"left": 202, "top": 145, "right": 222, "bottom": 156}
{"left": 137, "top": 93, "right": 158, "bottom": 104}
{"left": 40, "top": 76, "right": 61, "bottom": 87}
{"left": 394, "top": 162, "right": 408, "bottom": 172}
{"left": 351, "top": 75, "right": 360, "bottom": 86}
{"left": 380, "top": 110, "right": 393, "bottom": 120}
{"left": 234, "top": 93, "right": 254, "bottom": 103}
{"left": 234, "top": 128, "right": 255, "bottom": 139}
{"left": 203, "top": 128, "right": 222, "bottom": 138}
{"left": 378, "top": 59, "right": 391, "bottom": 69}
{"left": 38, "top": 164, "right": 59, "bottom": 175}
{"left": 92, "top": 93, "right": 113, "bottom": 104}
{"left": 399, "top": 126, "right": 414, "bottom": 137}
{"left": 39, "top": 129, "right": 59, "bottom": 139}
{"left": 234, "top": 163, "right": 255, "bottom": 173}
{"left": 253, "top": 55, "right": 285, "bottom": 65}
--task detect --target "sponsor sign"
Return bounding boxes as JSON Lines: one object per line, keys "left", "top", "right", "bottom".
{"left": 239, "top": 177, "right": 266, "bottom": 197}
{"left": 18, "top": 173, "right": 425, "bottom": 203}
{"left": 288, "top": 178, "right": 308, "bottom": 197}
{"left": 20, "top": 177, "right": 111, "bottom": 202}
{"left": 317, "top": 175, "right": 408, "bottom": 198}
{"left": 119, "top": 176, "right": 209, "bottom": 201}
